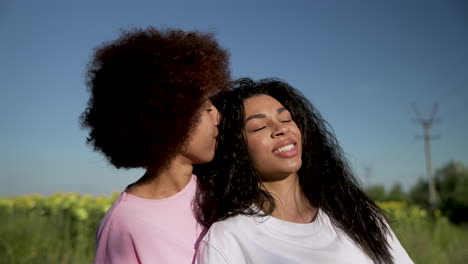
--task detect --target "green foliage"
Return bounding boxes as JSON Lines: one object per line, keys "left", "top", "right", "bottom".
{"left": 409, "top": 177, "right": 430, "bottom": 207}
{"left": 392, "top": 213, "right": 468, "bottom": 263}
{"left": 366, "top": 184, "right": 387, "bottom": 201}
{"left": 436, "top": 161, "right": 468, "bottom": 224}
{"left": 410, "top": 161, "right": 468, "bottom": 224}
{"left": 1, "top": 193, "right": 468, "bottom": 263}
{"left": 378, "top": 201, "right": 468, "bottom": 264}
{"left": 366, "top": 182, "right": 408, "bottom": 202}
{"left": 366, "top": 161, "right": 468, "bottom": 224}
{"left": 0, "top": 192, "right": 115, "bottom": 264}
{"left": 387, "top": 183, "right": 408, "bottom": 201}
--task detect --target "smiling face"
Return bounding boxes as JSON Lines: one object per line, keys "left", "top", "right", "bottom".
{"left": 243, "top": 94, "right": 302, "bottom": 182}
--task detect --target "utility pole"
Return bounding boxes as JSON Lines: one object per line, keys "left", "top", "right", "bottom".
{"left": 412, "top": 103, "right": 440, "bottom": 214}
{"left": 362, "top": 161, "right": 373, "bottom": 188}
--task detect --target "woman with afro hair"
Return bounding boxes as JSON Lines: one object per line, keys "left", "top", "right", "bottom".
{"left": 194, "top": 78, "right": 413, "bottom": 264}
{"left": 80, "top": 27, "right": 230, "bottom": 264}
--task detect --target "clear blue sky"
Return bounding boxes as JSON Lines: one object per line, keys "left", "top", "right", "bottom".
{"left": 1, "top": 0, "right": 467, "bottom": 196}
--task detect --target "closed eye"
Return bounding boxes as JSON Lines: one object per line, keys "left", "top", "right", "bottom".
{"left": 281, "top": 120, "right": 292, "bottom": 123}
{"left": 253, "top": 126, "right": 267, "bottom": 132}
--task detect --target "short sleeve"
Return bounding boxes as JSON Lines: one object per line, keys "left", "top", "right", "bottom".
{"left": 95, "top": 216, "right": 140, "bottom": 264}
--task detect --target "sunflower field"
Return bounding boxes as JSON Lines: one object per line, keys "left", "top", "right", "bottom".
{"left": 1, "top": 193, "right": 467, "bottom": 263}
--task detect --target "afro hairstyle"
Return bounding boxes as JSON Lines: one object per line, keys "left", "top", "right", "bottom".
{"left": 80, "top": 27, "right": 231, "bottom": 170}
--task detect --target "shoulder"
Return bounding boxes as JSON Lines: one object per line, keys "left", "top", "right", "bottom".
{"left": 95, "top": 192, "right": 143, "bottom": 263}
{"left": 197, "top": 215, "right": 254, "bottom": 264}
{"left": 199, "top": 212, "right": 271, "bottom": 245}
{"left": 202, "top": 216, "right": 256, "bottom": 250}
{"left": 97, "top": 192, "right": 152, "bottom": 235}
{"left": 206, "top": 214, "right": 258, "bottom": 238}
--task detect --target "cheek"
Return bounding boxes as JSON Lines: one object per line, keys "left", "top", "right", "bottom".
{"left": 247, "top": 137, "right": 268, "bottom": 162}
{"left": 293, "top": 125, "right": 302, "bottom": 145}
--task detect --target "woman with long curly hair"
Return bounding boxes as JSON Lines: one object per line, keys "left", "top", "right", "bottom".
{"left": 195, "top": 78, "right": 412, "bottom": 264}
{"left": 80, "top": 27, "right": 230, "bottom": 263}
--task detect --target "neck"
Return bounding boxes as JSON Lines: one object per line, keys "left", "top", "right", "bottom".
{"left": 126, "top": 155, "right": 194, "bottom": 199}
{"left": 261, "top": 173, "right": 317, "bottom": 223}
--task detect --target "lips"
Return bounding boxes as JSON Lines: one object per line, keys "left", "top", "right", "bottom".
{"left": 272, "top": 139, "right": 296, "bottom": 153}
{"left": 272, "top": 139, "right": 298, "bottom": 158}
{"left": 273, "top": 144, "right": 294, "bottom": 153}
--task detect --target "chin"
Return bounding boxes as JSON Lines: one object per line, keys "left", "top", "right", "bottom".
{"left": 196, "top": 155, "right": 215, "bottom": 164}
{"left": 286, "top": 160, "right": 302, "bottom": 171}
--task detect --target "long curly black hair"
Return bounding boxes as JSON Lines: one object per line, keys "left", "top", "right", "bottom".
{"left": 80, "top": 27, "right": 230, "bottom": 171}
{"left": 195, "top": 78, "right": 394, "bottom": 264}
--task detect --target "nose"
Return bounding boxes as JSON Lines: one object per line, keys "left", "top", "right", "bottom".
{"left": 272, "top": 122, "right": 290, "bottom": 137}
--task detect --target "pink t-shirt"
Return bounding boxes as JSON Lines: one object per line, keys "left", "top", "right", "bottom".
{"left": 94, "top": 175, "right": 204, "bottom": 264}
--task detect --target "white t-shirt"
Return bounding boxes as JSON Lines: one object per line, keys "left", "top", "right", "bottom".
{"left": 196, "top": 209, "right": 413, "bottom": 264}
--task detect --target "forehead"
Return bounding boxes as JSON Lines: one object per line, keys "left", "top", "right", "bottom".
{"left": 243, "top": 95, "right": 285, "bottom": 115}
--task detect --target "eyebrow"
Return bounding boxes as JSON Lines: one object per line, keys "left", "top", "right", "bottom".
{"left": 244, "top": 107, "right": 287, "bottom": 123}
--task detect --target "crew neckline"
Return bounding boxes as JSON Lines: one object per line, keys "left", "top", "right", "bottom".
{"left": 123, "top": 174, "right": 197, "bottom": 202}
{"left": 250, "top": 205, "right": 332, "bottom": 237}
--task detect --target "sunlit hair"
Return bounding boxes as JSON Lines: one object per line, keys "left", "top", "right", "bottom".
{"left": 80, "top": 27, "right": 230, "bottom": 170}
{"left": 195, "top": 78, "right": 394, "bottom": 264}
